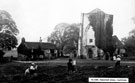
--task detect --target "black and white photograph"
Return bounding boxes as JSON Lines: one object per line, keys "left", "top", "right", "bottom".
{"left": 0, "top": 0, "right": 135, "bottom": 83}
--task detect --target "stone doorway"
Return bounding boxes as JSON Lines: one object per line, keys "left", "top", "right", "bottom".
{"left": 88, "top": 48, "right": 93, "bottom": 58}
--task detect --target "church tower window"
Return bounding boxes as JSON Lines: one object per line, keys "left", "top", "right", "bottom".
{"left": 89, "top": 39, "right": 93, "bottom": 43}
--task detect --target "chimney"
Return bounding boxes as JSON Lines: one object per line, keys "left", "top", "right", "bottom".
{"left": 21, "top": 37, "right": 26, "bottom": 44}
{"left": 39, "top": 37, "right": 42, "bottom": 43}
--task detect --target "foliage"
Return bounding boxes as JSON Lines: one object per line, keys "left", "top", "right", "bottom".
{"left": 63, "top": 24, "right": 80, "bottom": 54}
{"left": 0, "top": 10, "right": 19, "bottom": 35}
{"left": 132, "top": 17, "right": 135, "bottom": 24}
{"left": 0, "top": 33, "right": 18, "bottom": 50}
{"left": 48, "top": 23, "right": 80, "bottom": 54}
{"left": 48, "top": 23, "right": 70, "bottom": 49}
{"left": 122, "top": 29, "right": 135, "bottom": 56}
{"left": 0, "top": 10, "right": 19, "bottom": 50}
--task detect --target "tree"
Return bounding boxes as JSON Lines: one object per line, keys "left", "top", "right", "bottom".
{"left": 48, "top": 23, "right": 69, "bottom": 48}
{"left": 132, "top": 17, "right": 135, "bottom": 24}
{"left": 63, "top": 24, "right": 80, "bottom": 54}
{"left": 0, "top": 33, "right": 17, "bottom": 50}
{"left": 48, "top": 23, "right": 70, "bottom": 56}
{"left": 0, "top": 10, "right": 19, "bottom": 35}
{"left": 122, "top": 17, "right": 135, "bottom": 56}
{"left": 122, "top": 29, "right": 135, "bottom": 56}
{"left": 48, "top": 23, "right": 80, "bottom": 56}
{"left": 0, "top": 10, "right": 19, "bottom": 50}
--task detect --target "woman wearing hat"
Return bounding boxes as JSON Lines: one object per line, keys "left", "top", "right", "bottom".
{"left": 29, "top": 63, "right": 38, "bottom": 75}
{"left": 115, "top": 54, "right": 121, "bottom": 67}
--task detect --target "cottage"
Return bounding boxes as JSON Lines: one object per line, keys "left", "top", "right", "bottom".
{"left": 17, "top": 38, "right": 57, "bottom": 60}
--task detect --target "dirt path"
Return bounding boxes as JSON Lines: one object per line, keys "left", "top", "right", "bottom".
{"left": 14, "top": 58, "right": 135, "bottom": 66}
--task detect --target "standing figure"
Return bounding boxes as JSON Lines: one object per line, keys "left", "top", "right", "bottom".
{"left": 0, "top": 49, "right": 5, "bottom": 62}
{"left": 113, "top": 55, "right": 117, "bottom": 61}
{"left": 115, "top": 54, "right": 121, "bottom": 67}
{"left": 72, "top": 59, "right": 76, "bottom": 72}
{"left": 67, "top": 59, "right": 73, "bottom": 72}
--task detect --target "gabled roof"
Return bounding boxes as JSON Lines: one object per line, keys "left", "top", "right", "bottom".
{"left": 112, "top": 35, "right": 124, "bottom": 48}
{"left": 90, "top": 8, "right": 104, "bottom": 13}
{"left": 25, "top": 42, "right": 56, "bottom": 50}
{"left": 85, "top": 8, "right": 113, "bottom": 16}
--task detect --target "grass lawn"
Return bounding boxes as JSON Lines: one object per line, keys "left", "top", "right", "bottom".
{"left": 0, "top": 60, "right": 135, "bottom": 83}
{"left": 1, "top": 50, "right": 135, "bottom": 83}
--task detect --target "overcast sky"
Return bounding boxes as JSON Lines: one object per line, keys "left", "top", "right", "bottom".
{"left": 0, "top": 0, "right": 135, "bottom": 42}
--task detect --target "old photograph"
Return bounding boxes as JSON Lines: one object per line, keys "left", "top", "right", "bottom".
{"left": 0, "top": 0, "right": 135, "bottom": 83}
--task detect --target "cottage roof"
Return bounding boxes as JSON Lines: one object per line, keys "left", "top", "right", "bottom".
{"left": 25, "top": 42, "right": 56, "bottom": 50}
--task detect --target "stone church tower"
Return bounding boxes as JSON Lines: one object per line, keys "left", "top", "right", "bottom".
{"left": 78, "top": 9, "right": 113, "bottom": 59}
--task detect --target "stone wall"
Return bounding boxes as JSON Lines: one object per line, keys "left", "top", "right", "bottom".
{"left": 88, "top": 9, "right": 113, "bottom": 50}
{"left": 79, "top": 9, "right": 114, "bottom": 59}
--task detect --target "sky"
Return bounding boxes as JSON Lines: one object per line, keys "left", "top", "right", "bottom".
{"left": 0, "top": 0, "right": 135, "bottom": 42}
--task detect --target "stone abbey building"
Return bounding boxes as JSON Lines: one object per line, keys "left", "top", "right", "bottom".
{"left": 78, "top": 9, "right": 114, "bottom": 59}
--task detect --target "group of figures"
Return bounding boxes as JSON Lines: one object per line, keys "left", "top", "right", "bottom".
{"left": 94, "top": 48, "right": 126, "bottom": 61}
{"left": 98, "top": 48, "right": 125, "bottom": 67}
{"left": 25, "top": 59, "right": 77, "bottom": 77}
{"left": 113, "top": 49, "right": 125, "bottom": 67}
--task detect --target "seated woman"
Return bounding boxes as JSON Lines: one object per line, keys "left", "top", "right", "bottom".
{"left": 29, "top": 63, "right": 38, "bottom": 74}
{"left": 25, "top": 62, "right": 38, "bottom": 76}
